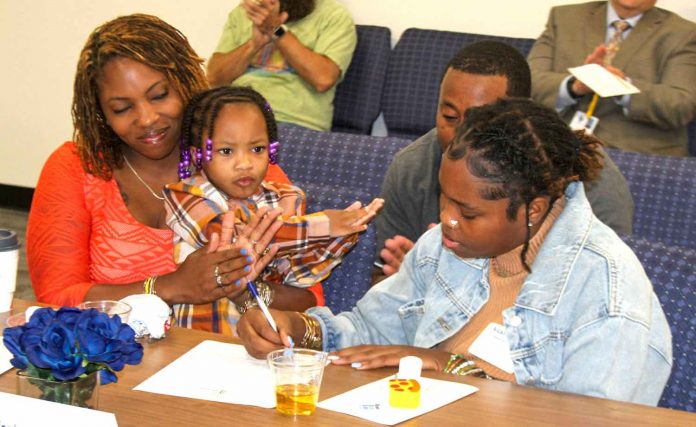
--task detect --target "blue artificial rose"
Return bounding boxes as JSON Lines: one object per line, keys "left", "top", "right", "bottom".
{"left": 25, "top": 323, "right": 85, "bottom": 381}
{"left": 3, "top": 326, "right": 29, "bottom": 369}
{"left": 54, "top": 307, "right": 83, "bottom": 330}
{"left": 26, "top": 307, "right": 57, "bottom": 329}
{"left": 75, "top": 309, "right": 143, "bottom": 384}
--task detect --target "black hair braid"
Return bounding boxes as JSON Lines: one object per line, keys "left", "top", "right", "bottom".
{"left": 180, "top": 86, "right": 279, "bottom": 168}
{"left": 448, "top": 98, "right": 603, "bottom": 271}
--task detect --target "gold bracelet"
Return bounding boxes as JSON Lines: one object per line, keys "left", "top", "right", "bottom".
{"left": 444, "top": 354, "right": 488, "bottom": 377}
{"left": 298, "top": 313, "right": 323, "bottom": 351}
{"left": 233, "top": 280, "right": 274, "bottom": 314}
{"left": 143, "top": 276, "right": 158, "bottom": 295}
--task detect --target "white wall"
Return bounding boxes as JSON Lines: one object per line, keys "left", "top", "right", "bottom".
{"left": 1, "top": 0, "right": 694, "bottom": 188}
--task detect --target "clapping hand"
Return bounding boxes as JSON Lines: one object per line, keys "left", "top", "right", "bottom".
{"left": 324, "top": 198, "right": 385, "bottom": 237}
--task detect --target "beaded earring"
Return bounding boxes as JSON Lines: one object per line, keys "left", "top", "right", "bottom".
{"left": 268, "top": 141, "right": 280, "bottom": 165}
{"left": 194, "top": 147, "right": 203, "bottom": 170}
{"left": 178, "top": 140, "right": 192, "bottom": 180}
{"left": 204, "top": 138, "right": 213, "bottom": 162}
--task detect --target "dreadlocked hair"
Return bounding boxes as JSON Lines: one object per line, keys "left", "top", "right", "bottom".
{"left": 72, "top": 13, "right": 208, "bottom": 180}
{"left": 180, "top": 86, "right": 278, "bottom": 161}
{"left": 447, "top": 98, "right": 603, "bottom": 272}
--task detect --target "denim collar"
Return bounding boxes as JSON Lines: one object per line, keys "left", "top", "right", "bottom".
{"left": 513, "top": 182, "right": 594, "bottom": 315}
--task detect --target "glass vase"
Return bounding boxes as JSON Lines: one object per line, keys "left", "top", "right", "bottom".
{"left": 16, "top": 370, "right": 100, "bottom": 409}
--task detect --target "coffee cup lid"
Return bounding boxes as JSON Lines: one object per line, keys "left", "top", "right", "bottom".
{"left": 0, "top": 229, "right": 20, "bottom": 252}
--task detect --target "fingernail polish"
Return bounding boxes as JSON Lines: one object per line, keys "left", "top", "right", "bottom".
{"left": 235, "top": 280, "right": 241, "bottom": 286}
{"left": 244, "top": 265, "right": 250, "bottom": 272}
{"left": 241, "top": 248, "right": 247, "bottom": 255}
{"left": 328, "top": 355, "right": 340, "bottom": 361}
{"left": 246, "top": 256, "right": 253, "bottom": 263}
{"left": 351, "top": 362, "right": 362, "bottom": 369}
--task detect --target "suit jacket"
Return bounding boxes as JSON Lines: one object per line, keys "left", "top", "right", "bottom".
{"left": 528, "top": 2, "right": 696, "bottom": 156}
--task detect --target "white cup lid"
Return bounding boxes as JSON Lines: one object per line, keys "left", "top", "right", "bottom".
{"left": 397, "top": 356, "right": 423, "bottom": 379}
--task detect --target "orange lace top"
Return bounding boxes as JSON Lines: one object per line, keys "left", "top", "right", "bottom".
{"left": 26, "top": 142, "right": 301, "bottom": 306}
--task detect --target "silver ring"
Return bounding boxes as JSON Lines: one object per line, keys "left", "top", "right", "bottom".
{"left": 214, "top": 265, "right": 223, "bottom": 287}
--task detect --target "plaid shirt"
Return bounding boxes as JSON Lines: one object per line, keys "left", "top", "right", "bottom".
{"left": 163, "top": 174, "right": 359, "bottom": 334}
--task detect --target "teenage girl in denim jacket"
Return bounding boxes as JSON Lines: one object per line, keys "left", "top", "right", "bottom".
{"left": 237, "top": 98, "right": 672, "bottom": 406}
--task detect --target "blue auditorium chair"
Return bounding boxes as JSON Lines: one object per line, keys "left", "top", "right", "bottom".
{"left": 332, "top": 25, "right": 392, "bottom": 135}
{"left": 381, "top": 28, "right": 535, "bottom": 139}
{"left": 605, "top": 148, "right": 696, "bottom": 250}
{"left": 277, "top": 124, "right": 411, "bottom": 199}
{"left": 622, "top": 236, "right": 696, "bottom": 412}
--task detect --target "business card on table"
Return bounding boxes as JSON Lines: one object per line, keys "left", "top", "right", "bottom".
{"left": 318, "top": 376, "right": 478, "bottom": 425}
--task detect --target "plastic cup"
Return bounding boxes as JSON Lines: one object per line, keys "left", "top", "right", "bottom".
{"left": 0, "top": 229, "right": 20, "bottom": 313}
{"left": 77, "top": 300, "right": 132, "bottom": 323}
{"left": 267, "top": 348, "right": 328, "bottom": 416}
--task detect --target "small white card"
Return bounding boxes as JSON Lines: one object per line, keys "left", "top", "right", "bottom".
{"left": 317, "top": 376, "right": 478, "bottom": 425}
{"left": 568, "top": 64, "right": 640, "bottom": 97}
{"left": 569, "top": 111, "right": 600, "bottom": 134}
{"left": 468, "top": 323, "right": 514, "bottom": 374}
{"left": 0, "top": 342, "right": 13, "bottom": 375}
{"left": 0, "top": 391, "right": 118, "bottom": 426}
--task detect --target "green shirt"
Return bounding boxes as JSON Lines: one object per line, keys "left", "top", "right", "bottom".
{"left": 215, "top": 0, "right": 356, "bottom": 131}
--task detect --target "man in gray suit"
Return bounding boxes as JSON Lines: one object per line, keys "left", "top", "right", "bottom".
{"left": 528, "top": 1, "right": 696, "bottom": 156}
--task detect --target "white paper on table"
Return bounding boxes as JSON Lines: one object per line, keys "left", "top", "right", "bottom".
{"left": 568, "top": 63, "right": 640, "bottom": 97}
{"left": 317, "top": 376, "right": 478, "bottom": 425}
{"left": 134, "top": 340, "right": 275, "bottom": 408}
{"left": 0, "top": 343, "right": 12, "bottom": 375}
{"left": 0, "top": 391, "right": 118, "bottom": 426}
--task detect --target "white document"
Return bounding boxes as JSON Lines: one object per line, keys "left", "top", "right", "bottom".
{"left": 0, "top": 342, "right": 12, "bottom": 375}
{"left": 0, "top": 391, "right": 118, "bottom": 426}
{"left": 134, "top": 340, "right": 276, "bottom": 408}
{"left": 568, "top": 63, "right": 640, "bottom": 97}
{"left": 317, "top": 376, "right": 478, "bottom": 425}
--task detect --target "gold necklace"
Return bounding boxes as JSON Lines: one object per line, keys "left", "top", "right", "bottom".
{"left": 123, "top": 156, "right": 165, "bottom": 201}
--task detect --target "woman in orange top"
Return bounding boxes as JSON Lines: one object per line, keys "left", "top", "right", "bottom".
{"left": 26, "top": 14, "right": 321, "bottom": 311}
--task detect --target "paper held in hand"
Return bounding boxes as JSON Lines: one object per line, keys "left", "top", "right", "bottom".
{"left": 568, "top": 64, "right": 640, "bottom": 98}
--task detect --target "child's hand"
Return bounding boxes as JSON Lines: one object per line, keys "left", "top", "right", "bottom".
{"left": 325, "top": 198, "right": 385, "bottom": 237}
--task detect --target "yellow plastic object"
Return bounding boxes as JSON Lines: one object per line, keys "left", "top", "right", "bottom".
{"left": 388, "top": 378, "right": 421, "bottom": 409}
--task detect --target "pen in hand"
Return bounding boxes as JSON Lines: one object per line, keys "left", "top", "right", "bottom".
{"left": 247, "top": 281, "right": 278, "bottom": 333}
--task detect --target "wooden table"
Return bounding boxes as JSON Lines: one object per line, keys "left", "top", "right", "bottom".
{"left": 1, "top": 300, "right": 693, "bottom": 426}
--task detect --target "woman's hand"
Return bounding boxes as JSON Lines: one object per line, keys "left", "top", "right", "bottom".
{"left": 160, "top": 243, "right": 252, "bottom": 305}
{"left": 329, "top": 345, "right": 452, "bottom": 372}
{"left": 237, "top": 308, "right": 304, "bottom": 359}
{"left": 325, "top": 198, "right": 385, "bottom": 237}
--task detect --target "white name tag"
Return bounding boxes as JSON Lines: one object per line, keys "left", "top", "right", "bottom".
{"left": 569, "top": 111, "right": 599, "bottom": 134}
{"left": 468, "top": 323, "right": 514, "bottom": 374}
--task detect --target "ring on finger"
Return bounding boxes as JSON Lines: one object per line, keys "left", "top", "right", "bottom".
{"left": 214, "top": 265, "right": 224, "bottom": 287}
{"left": 260, "top": 246, "right": 271, "bottom": 257}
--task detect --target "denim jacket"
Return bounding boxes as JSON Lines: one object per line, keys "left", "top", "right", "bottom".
{"left": 309, "top": 182, "right": 672, "bottom": 405}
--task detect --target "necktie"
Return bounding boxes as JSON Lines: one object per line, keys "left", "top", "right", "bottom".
{"left": 604, "top": 20, "right": 630, "bottom": 66}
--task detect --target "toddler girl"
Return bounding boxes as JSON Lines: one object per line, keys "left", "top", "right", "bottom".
{"left": 164, "top": 86, "right": 382, "bottom": 334}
